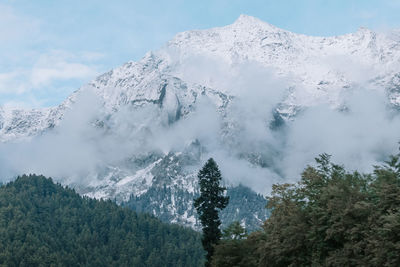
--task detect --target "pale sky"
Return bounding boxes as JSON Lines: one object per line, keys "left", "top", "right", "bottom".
{"left": 1, "top": 0, "right": 400, "bottom": 108}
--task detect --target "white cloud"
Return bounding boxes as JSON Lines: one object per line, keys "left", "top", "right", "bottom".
{"left": 0, "top": 56, "right": 400, "bottom": 196}
{"left": 0, "top": 4, "right": 103, "bottom": 108}
{"left": 0, "top": 50, "right": 102, "bottom": 107}
{"left": 0, "top": 3, "right": 40, "bottom": 43}
{"left": 0, "top": 71, "right": 26, "bottom": 94}
{"left": 30, "top": 51, "right": 99, "bottom": 87}
{"left": 30, "top": 63, "right": 96, "bottom": 87}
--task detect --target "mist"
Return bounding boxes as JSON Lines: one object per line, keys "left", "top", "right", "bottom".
{"left": 1, "top": 52, "right": 400, "bottom": 196}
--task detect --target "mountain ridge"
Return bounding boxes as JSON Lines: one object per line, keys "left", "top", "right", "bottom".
{"left": 2, "top": 15, "right": 400, "bottom": 141}
{"left": 1, "top": 15, "right": 400, "bottom": 229}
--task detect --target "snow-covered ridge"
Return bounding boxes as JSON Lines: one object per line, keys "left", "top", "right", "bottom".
{"left": 2, "top": 15, "right": 400, "bottom": 143}
{"left": 169, "top": 14, "right": 400, "bottom": 73}
{"left": 2, "top": 15, "right": 400, "bottom": 229}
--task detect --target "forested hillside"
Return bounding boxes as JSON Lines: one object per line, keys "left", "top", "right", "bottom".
{"left": 211, "top": 154, "right": 400, "bottom": 266}
{"left": 0, "top": 175, "right": 203, "bottom": 267}
{"left": 2, "top": 152, "right": 400, "bottom": 267}
{"left": 123, "top": 184, "right": 268, "bottom": 231}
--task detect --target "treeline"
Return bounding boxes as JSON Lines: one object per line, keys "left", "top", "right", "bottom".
{"left": 3, "top": 153, "right": 400, "bottom": 267}
{"left": 123, "top": 183, "right": 268, "bottom": 231}
{"left": 211, "top": 154, "right": 400, "bottom": 266}
{"left": 0, "top": 175, "right": 204, "bottom": 267}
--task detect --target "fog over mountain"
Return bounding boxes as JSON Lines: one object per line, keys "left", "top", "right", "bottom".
{"left": 1, "top": 15, "right": 400, "bottom": 228}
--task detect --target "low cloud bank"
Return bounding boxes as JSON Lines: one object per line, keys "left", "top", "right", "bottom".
{"left": 1, "top": 56, "right": 399, "bottom": 195}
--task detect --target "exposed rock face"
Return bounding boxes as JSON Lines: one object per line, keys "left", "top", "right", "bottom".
{"left": 1, "top": 15, "right": 400, "bottom": 229}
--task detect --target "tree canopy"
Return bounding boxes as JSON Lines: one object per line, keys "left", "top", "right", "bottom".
{"left": 212, "top": 153, "right": 400, "bottom": 266}
{"left": 194, "top": 158, "right": 229, "bottom": 267}
{"left": 0, "top": 174, "right": 204, "bottom": 267}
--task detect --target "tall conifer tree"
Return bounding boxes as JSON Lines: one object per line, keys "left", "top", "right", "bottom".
{"left": 194, "top": 158, "right": 229, "bottom": 267}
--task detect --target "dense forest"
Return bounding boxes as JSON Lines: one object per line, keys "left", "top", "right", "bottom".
{"left": 211, "top": 154, "right": 400, "bottom": 266}
{"left": 2, "top": 152, "right": 400, "bottom": 266}
{"left": 123, "top": 184, "right": 268, "bottom": 231}
{"left": 0, "top": 175, "right": 204, "bottom": 267}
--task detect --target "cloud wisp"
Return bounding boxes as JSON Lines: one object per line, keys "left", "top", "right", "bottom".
{"left": 0, "top": 52, "right": 400, "bottom": 196}
{"left": 0, "top": 50, "right": 102, "bottom": 108}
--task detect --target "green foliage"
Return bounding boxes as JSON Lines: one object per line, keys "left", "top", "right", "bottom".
{"left": 212, "top": 230, "right": 261, "bottom": 267}
{"left": 211, "top": 221, "right": 257, "bottom": 267}
{"left": 194, "top": 158, "right": 229, "bottom": 267}
{"left": 0, "top": 174, "right": 204, "bottom": 267}
{"left": 222, "top": 221, "right": 247, "bottom": 240}
{"left": 124, "top": 183, "right": 268, "bottom": 232}
{"left": 212, "top": 153, "right": 400, "bottom": 267}
{"left": 221, "top": 185, "right": 269, "bottom": 231}
{"left": 123, "top": 185, "right": 200, "bottom": 227}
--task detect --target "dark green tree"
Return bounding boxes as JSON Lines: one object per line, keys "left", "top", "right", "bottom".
{"left": 0, "top": 174, "right": 204, "bottom": 266}
{"left": 211, "top": 231, "right": 261, "bottom": 267}
{"left": 222, "top": 221, "right": 247, "bottom": 240}
{"left": 194, "top": 158, "right": 229, "bottom": 267}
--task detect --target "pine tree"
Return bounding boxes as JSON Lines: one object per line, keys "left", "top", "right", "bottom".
{"left": 222, "top": 221, "right": 247, "bottom": 240}
{"left": 194, "top": 158, "right": 229, "bottom": 267}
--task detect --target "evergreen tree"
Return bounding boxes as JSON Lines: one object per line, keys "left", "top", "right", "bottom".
{"left": 0, "top": 174, "right": 204, "bottom": 266}
{"left": 211, "top": 152, "right": 400, "bottom": 266}
{"left": 211, "top": 231, "right": 261, "bottom": 267}
{"left": 222, "top": 221, "right": 247, "bottom": 240}
{"left": 194, "top": 158, "right": 229, "bottom": 267}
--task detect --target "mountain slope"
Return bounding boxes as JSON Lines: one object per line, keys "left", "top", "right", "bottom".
{"left": 1, "top": 15, "right": 400, "bottom": 229}
{"left": 4, "top": 15, "right": 400, "bottom": 141}
{"left": 0, "top": 174, "right": 203, "bottom": 266}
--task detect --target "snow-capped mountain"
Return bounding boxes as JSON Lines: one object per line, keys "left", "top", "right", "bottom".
{"left": 1, "top": 15, "right": 400, "bottom": 229}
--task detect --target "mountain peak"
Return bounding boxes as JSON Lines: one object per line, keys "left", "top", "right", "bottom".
{"left": 2, "top": 15, "right": 400, "bottom": 231}
{"left": 234, "top": 14, "right": 261, "bottom": 23}
{"left": 356, "top": 26, "right": 374, "bottom": 35}
{"left": 232, "top": 14, "right": 280, "bottom": 31}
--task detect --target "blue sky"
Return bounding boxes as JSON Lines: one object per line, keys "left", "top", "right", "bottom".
{"left": 1, "top": 0, "right": 400, "bottom": 108}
